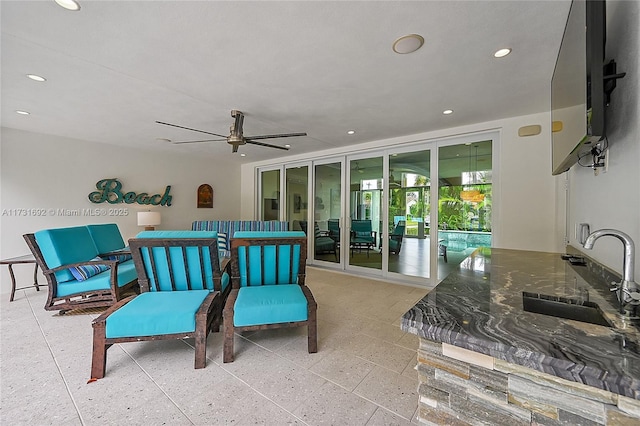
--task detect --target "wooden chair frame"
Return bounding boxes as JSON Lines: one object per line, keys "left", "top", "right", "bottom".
{"left": 91, "top": 292, "right": 218, "bottom": 379}
{"left": 91, "top": 237, "right": 228, "bottom": 379}
{"left": 223, "top": 236, "right": 317, "bottom": 363}
{"left": 23, "top": 233, "right": 138, "bottom": 312}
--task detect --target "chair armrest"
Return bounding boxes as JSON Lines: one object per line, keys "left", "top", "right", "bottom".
{"left": 97, "top": 247, "right": 130, "bottom": 258}
{"left": 92, "top": 294, "right": 137, "bottom": 326}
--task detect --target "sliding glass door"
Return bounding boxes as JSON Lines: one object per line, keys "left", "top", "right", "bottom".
{"left": 347, "top": 156, "right": 383, "bottom": 272}
{"left": 285, "top": 164, "right": 309, "bottom": 233}
{"left": 388, "top": 149, "right": 431, "bottom": 279}
{"left": 260, "top": 169, "right": 280, "bottom": 220}
{"left": 313, "top": 159, "right": 343, "bottom": 265}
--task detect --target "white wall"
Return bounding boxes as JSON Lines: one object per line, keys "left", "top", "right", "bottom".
{"left": 241, "top": 111, "right": 564, "bottom": 255}
{"left": 567, "top": 0, "right": 640, "bottom": 279}
{"left": 0, "top": 127, "right": 240, "bottom": 294}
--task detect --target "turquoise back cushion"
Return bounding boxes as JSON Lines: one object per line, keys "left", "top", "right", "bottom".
{"left": 86, "top": 223, "right": 125, "bottom": 253}
{"left": 105, "top": 290, "right": 210, "bottom": 338}
{"left": 135, "top": 230, "right": 226, "bottom": 292}
{"left": 35, "top": 227, "right": 99, "bottom": 283}
{"left": 232, "top": 231, "right": 305, "bottom": 287}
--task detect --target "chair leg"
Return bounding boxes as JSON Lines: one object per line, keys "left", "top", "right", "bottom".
{"left": 223, "top": 321, "right": 235, "bottom": 363}
{"left": 308, "top": 310, "right": 318, "bottom": 354}
{"left": 91, "top": 324, "right": 108, "bottom": 379}
{"left": 194, "top": 327, "right": 207, "bottom": 369}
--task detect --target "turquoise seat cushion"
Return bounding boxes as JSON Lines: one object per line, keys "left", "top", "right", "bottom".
{"left": 35, "top": 227, "right": 100, "bottom": 283}
{"left": 56, "top": 260, "right": 138, "bottom": 297}
{"left": 105, "top": 290, "right": 211, "bottom": 338}
{"left": 233, "top": 284, "right": 308, "bottom": 327}
{"left": 68, "top": 256, "right": 110, "bottom": 281}
{"left": 86, "top": 223, "right": 126, "bottom": 253}
{"left": 134, "top": 231, "right": 227, "bottom": 292}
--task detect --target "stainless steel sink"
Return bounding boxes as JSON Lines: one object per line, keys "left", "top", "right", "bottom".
{"left": 522, "top": 292, "right": 613, "bottom": 327}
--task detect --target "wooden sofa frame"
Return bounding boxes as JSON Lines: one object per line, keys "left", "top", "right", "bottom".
{"left": 23, "top": 233, "right": 138, "bottom": 312}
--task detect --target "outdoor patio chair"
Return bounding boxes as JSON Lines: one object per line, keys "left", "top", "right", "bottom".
{"left": 350, "top": 219, "right": 377, "bottom": 257}
{"left": 223, "top": 231, "right": 317, "bottom": 363}
{"left": 389, "top": 221, "right": 406, "bottom": 255}
{"left": 90, "top": 231, "right": 229, "bottom": 380}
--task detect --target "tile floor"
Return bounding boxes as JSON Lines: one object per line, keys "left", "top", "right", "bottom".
{"left": 1, "top": 267, "right": 431, "bottom": 425}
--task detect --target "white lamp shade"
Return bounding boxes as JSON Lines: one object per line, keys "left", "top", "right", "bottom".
{"left": 137, "top": 211, "right": 161, "bottom": 227}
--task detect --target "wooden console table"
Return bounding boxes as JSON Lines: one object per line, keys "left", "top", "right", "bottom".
{"left": 0, "top": 254, "right": 43, "bottom": 302}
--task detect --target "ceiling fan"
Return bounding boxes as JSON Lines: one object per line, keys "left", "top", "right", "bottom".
{"left": 156, "top": 110, "right": 307, "bottom": 153}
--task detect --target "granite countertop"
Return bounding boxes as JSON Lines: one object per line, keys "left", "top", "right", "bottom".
{"left": 401, "top": 247, "right": 640, "bottom": 399}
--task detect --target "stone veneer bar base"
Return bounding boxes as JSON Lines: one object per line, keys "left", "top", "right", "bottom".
{"left": 416, "top": 338, "right": 640, "bottom": 426}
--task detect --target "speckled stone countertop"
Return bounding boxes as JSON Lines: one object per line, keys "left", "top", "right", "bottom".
{"left": 401, "top": 247, "right": 640, "bottom": 399}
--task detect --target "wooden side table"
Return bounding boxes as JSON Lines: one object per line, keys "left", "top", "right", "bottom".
{"left": 0, "top": 254, "right": 43, "bottom": 302}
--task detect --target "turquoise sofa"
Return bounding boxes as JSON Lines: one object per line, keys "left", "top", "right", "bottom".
{"left": 23, "top": 223, "right": 139, "bottom": 312}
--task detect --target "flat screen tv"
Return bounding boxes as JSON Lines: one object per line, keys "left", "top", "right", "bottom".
{"left": 551, "top": 0, "right": 606, "bottom": 175}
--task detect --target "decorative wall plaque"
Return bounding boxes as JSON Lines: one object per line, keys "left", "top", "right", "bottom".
{"left": 197, "top": 184, "right": 213, "bottom": 208}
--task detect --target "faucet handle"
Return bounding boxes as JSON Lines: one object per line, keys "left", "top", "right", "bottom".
{"left": 610, "top": 281, "right": 621, "bottom": 292}
{"left": 627, "top": 291, "right": 640, "bottom": 305}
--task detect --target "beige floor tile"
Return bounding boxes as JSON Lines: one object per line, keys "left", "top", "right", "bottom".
{"left": 354, "top": 366, "right": 418, "bottom": 420}
{"left": 366, "top": 407, "right": 414, "bottom": 425}
{"left": 292, "top": 380, "right": 377, "bottom": 425}
{"left": 309, "top": 348, "right": 376, "bottom": 391}
{"left": 221, "top": 345, "right": 327, "bottom": 412}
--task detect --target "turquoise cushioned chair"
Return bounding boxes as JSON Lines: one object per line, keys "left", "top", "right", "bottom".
{"left": 223, "top": 231, "right": 317, "bottom": 363}
{"left": 350, "top": 219, "right": 377, "bottom": 257}
{"left": 90, "top": 231, "right": 227, "bottom": 379}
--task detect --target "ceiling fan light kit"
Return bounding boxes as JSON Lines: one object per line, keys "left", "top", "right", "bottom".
{"left": 156, "top": 110, "right": 306, "bottom": 153}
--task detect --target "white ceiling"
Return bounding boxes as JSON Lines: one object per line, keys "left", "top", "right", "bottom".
{"left": 1, "top": 0, "right": 571, "bottom": 164}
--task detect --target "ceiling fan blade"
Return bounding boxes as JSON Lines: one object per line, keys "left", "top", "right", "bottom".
{"left": 245, "top": 139, "right": 290, "bottom": 150}
{"left": 244, "top": 132, "right": 307, "bottom": 140}
{"left": 172, "top": 138, "right": 227, "bottom": 144}
{"left": 156, "top": 121, "right": 227, "bottom": 138}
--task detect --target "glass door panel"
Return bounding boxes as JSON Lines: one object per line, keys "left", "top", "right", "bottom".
{"left": 437, "top": 140, "right": 492, "bottom": 279}
{"left": 260, "top": 169, "right": 280, "bottom": 220}
{"left": 388, "top": 150, "right": 431, "bottom": 279}
{"left": 285, "top": 165, "right": 309, "bottom": 234}
{"left": 348, "top": 157, "right": 382, "bottom": 271}
{"left": 313, "top": 161, "right": 342, "bottom": 264}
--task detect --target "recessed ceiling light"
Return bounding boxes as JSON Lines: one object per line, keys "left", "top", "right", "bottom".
{"left": 392, "top": 34, "right": 424, "bottom": 54}
{"left": 347, "top": 130, "right": 355, "bottom": 135}
{"left": 240, "top": 153, "right": 246, "bottom": 157}
{"left": 443, "top": 109, "right": 454, "bottom": 115}
{"left": 16, "top": 110, "right": 30, "bottom": 115}
{"left": 27, "top": 74, "right": 46, "bottom": 82}
{"left": 54, "top": 0, "right": 81, "bottom": 11}
{"left": 494, "top": 48, "right": 512, "bottom": 58}
{"left": 284, "top": 144, "right": 291, "bottom": 148}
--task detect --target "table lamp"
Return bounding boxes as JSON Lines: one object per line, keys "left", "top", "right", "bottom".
{"left": 137, "top": 211, "right": 161, "bottom": 231}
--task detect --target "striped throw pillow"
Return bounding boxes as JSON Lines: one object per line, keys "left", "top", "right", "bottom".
{"left": 218, "top": 233, "right": 229, "bottom": 257}
{"left": 68, "top": 257, "right": 110, "bottom": 281}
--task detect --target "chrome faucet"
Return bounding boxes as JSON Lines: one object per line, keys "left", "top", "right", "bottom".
{"left": 583, "top": 229, "right": 639, "bottom": 317}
